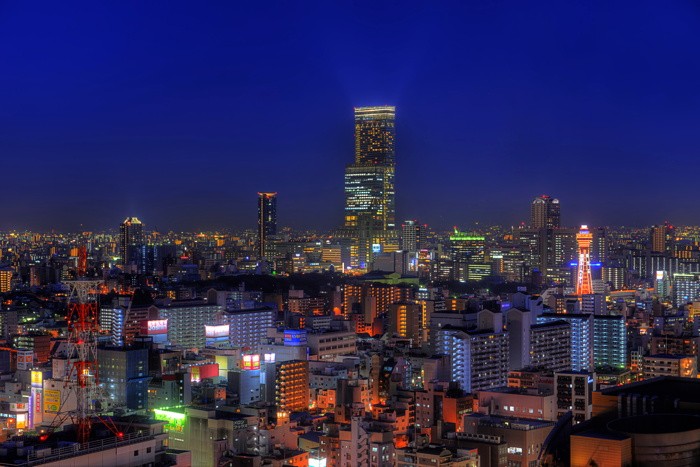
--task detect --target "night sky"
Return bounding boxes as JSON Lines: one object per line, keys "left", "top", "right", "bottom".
{"left": 2, "top": 1, "right": 699, "bottom": 232}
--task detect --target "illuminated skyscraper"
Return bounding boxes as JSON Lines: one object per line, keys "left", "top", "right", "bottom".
{"left": 342, "top": 106, "right": 398, "bottom": 269}
{"left": 576, "top": 225, "right": 593, "bottom": 295}
{"left": 531, "top": 195, "right": 560, "bottom": 229}
{"left": 344, "top": 165, "right": 393, "bottom": 230}
{"left": 401, "top": 220, "right": 423, "bottom": 251}
{"left": 344, "top": 106, "right": 396, "bottom": 230}
{"left": 650, "top": 222, "right": 675, "bottom": 254}
{"left": 119, "top": 217, "right": 144, "bottom": 267}
{"left": 0, "top": 268, "right": 13, "bottom": 293}
{"left": 257, "top": 192, "right": 277, "bottom": 260}
{"left": 353, "top": 106, "right": 396, "bottom": 167}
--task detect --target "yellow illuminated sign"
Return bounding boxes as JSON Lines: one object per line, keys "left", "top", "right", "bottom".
{"left": 44, "top": 390, "right": 60, "bottom": 413}
{"left": 31, "top": 371, "right": 42, "bottom": 387}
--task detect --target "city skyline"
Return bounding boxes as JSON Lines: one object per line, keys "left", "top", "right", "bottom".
{"left": 3, "top": 3, "right": 700, "bottom": 465}
{"left": 2, "top": 2, "right": 700, "bottom": 231}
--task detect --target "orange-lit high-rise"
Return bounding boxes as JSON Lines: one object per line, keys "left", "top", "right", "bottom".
{"left": 576, "top": 225, "right": 593, "bottom": 295}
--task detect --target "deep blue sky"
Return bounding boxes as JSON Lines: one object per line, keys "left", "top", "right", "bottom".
{"left": 2, "top": 1, "right": 699, "bottom": 232}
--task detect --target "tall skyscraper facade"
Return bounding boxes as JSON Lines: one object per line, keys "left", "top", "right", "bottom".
{"left": 650, "top": 222, "right": 675, "bottom": 254}
{"left": 119, "top": 217, "right": 144, "bottom": 267}
{"left": 342, "top": 106, "right": 398, "bottom": 269}
{"left": 401, "top": 220, "right": 423, "bottom": 251}
{"left": 257, "top": 192, "right": 277, "bottom": 260}
{"left": 531, "top": 195, "right": 560, "bottom": 229}
{"left": 344, "top": 106, "right": 396, "bottom": 230}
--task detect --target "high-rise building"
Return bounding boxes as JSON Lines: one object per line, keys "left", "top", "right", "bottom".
{"left": 592, "top": 227, "right": 608, "bottom": 264}
{"left": 433, "top": 323, "right": 509, "bottom": 392}
{"left": 353, "top": 106, "right": 396, "bottom": 167}
{"left": 401, "top": 220, "right": 423, "bottom": 251}
{"left": 531, "top": 195, "right": 560, "bottom": 229}
{"left": 0, "top": 268, "right": 13, "bottom": 293}
{"left": 119, "top": 217, "right": 144, "bottom": 268}
{"left": 275, "top": 360, "right": 309, "bottom": 416}
{"left": 450, "top": 229, "right": 486, "bottom": 263}
{"left": 98, "top": 346, "right": 149, "bottom": 411}
{"left": 593, "top": 315, "right": 627, "bottom": 370}
{"left": 387, "top": 301, "right": 424, "bottom": 347}
{"left": 257, "top": 192, "right": 277, "bottom": 260}
{"left": 650, "top": 222, "right": 675, "bottom": 254}
{"left": 156, "top": 300, "right": 222, "bottom": 349}
{"left": 342, "top": 106, "right": 397, "bottom": 269}
{"left": 538, "top": 313, "right": 594, "bottom": 372}
{"left": 530, "top": 321, "right": 572, "bottom": 373}
{"left": 554, "top": 371, "right": 595, "bottom": 424}
{"left": 672, "top": 272, "right": 699, "bottom": 308}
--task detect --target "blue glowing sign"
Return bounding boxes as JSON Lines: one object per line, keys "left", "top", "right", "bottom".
{"left": 283, "top": 329, "right": 307, "bottom": 347}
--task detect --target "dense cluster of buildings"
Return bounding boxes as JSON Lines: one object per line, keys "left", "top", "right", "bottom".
{"left": 0, "top": 107, "right": 699, "bottom": 466}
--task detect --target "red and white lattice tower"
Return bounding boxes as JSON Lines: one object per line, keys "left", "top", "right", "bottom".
{"left": 77, "top": 245, "right": 88, "bottom": 278}
{"left": 575, "top": 225, "right": 593, "bottom": 296}
{"left": 63, "top": 280, "right": 120, "bottom": 443}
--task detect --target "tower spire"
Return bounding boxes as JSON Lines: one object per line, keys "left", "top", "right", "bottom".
{"left": 576, "top": 225, "right": 593, "bottom": 295}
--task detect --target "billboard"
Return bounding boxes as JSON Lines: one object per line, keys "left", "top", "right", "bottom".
{"left": 190, "top": 363, "right": 219, "bottom": 382}
{"left": 242, "top": 354, "right": 260, "bottom": 370}
{"left": 205, "top": 324, "right": 230, "bottom": 338}
{"left": 283, "top": 329, "right": 307, "bottom": 346}
{"left": 146, "top": 319, "right": 168, "bottom": 335}
{"left": 31, "top": 370, "right": 43, "bottom": 388}
{"left": 44, "top": 390, "right": 60, "bottom": 413}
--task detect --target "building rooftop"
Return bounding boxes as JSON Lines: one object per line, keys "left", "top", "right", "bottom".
{"left": 531, "top": 320, "right": 569, "bottom": 329}
{"left": 645, "top": 353, "right": 695, "bottom": 360}
{"left": 600, "top": 376, "right": 700, "bottom": 403}
{"left": 466, "top": 413, "right": 555, "bottom": 430}
{"left": 480, "top": 386, "right": 553, "bottom": 396}
{"left": 572, "top": 429, "right": 630, "bottom": 441}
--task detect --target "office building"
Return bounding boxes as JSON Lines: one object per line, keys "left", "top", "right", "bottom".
{"left": 257, "top": 192, "right": 277, "bottom": 260}
{"left": 531, "top": 195, "right": 560, "bottom": 229}
{"left": 672, "top": 273, "right": 698, "bottom": 308}
{"left": 98, "top": 346, "right": 149, "bottom": 411}
{"left": 342, "top": 106, "right": 397, "bottom": 269}
{"left": 450, "top": 229, "right": 486, "bottom": 263}
{"left": 119, "top": 216, "right": 144, "bottom": 268}
{"left": 591, "top": 226, "right": 608, "bottom": 264}
{"left": 344, "top": 165, "right": 394, "bottom": 232}
{"left": 401, "top": 220, "right": 423, "bottom": 251}
{"left": 650, "top": 222, "right": 675, "bottom": 254}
